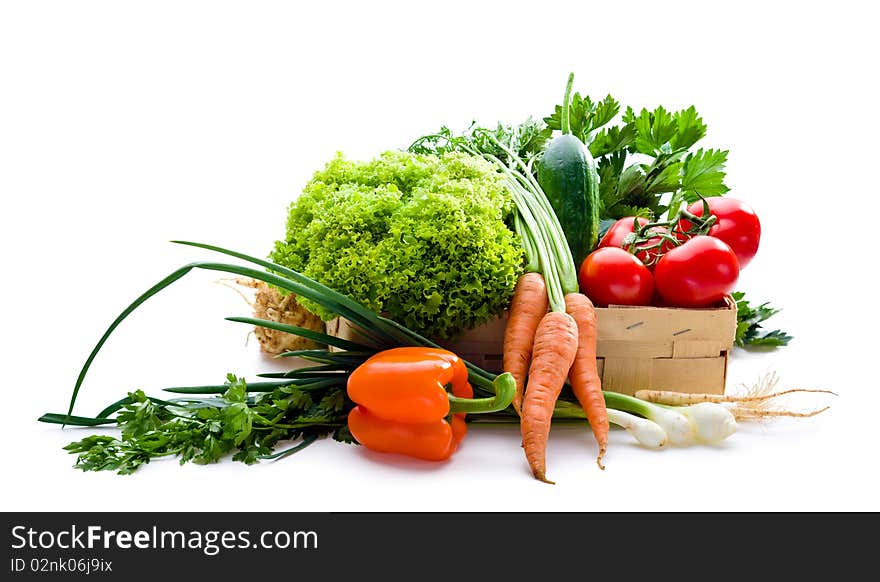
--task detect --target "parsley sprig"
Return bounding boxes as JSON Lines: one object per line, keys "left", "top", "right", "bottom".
{"left": 42, "top": 373, "right": 354, "bottom": 475}
{"left": 732, "top": 292, "right": 793, "bottom": 348}
{"left": 545, "top": 96, "right": 730, "bottom": 221}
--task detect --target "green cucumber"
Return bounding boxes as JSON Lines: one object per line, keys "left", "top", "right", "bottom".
{"left": 537, "top": 73, "right": 600, "bottom": 267}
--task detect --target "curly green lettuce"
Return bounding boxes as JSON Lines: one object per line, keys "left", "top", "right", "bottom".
{"left": 270, "top": 150, "right": 524, "bottom": 339}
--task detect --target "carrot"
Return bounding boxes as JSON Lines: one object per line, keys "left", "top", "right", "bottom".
{"left": 504, "top": 272, "right": 549, "bottom": 416}
{"left": 520, "top": 310, "right": 579, "bottom": 484}
{"left": 564, "top": 292, "right": 609, "bottom": 469}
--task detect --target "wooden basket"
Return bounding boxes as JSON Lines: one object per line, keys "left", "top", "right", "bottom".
{"left": 327, "top": 295, "right": 737, "bottom": 396}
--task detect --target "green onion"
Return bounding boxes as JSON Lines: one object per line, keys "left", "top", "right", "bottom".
{"left": 62, "top": 242, "right": 506, "bottom": 422}
{"left": 605, "top": 392, "right": 737, "bottom": 445}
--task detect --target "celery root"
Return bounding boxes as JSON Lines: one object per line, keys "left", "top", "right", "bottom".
{"left": 236, "top": 279, "right": 325, "bottom": 354}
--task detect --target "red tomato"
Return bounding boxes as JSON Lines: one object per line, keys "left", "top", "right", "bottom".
{"left": 578, "top": 247, "right": 655, "bottom": 307}
{"left": 598, "top": 217, "right": 672, "bottom": 267}
{"left": 653, "top": 236, "right": 740, "bottom": 308}
{"left": 680, "top": 198, "right": 761, "bottom": 268}
{"left": 599, "top": 217, "right": 649, "bottom": 249}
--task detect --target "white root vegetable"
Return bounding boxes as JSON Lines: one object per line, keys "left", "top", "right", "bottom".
{"left": 634, "top": 371, "right": 836, "bottom": 422}
{"left": 634, "top": 388, "right": 835, "bottom": 406}
{"left": 730, "top": 406, "right": 831, "bottom": 420}
{"left": 230, "top": 278, "right": 326, "bottom": 354}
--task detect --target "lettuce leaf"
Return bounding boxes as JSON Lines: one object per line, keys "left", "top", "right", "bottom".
{"left": 271, "top": 150, "right": 524, "bottom": 339}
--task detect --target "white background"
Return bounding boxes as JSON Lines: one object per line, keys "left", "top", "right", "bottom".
{"left": 2, "top": 1, "right": 878, "bottom": 512}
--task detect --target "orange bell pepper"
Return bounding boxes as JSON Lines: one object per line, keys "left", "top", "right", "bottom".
{"left": 346, "top": 347, "right": 514, "bottom": 461}
{"left": 347, "top": 406, "right": 468, "bottom": 461}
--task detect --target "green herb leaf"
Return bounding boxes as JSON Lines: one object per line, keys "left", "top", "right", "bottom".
{"left": 591, "top": 95, "right": 621, "bottom": 135}
{"left": 644, "top": 152, "right": 686, "bottom": 195}
{"left": 589, "top": 123, "right": 636, "bottom": 157}
{"left": 545, "top": 93, "right": 620, "bottom": 144}
{"left": 596, "top": 151, "right": 628, "bottom": 211}
{"left": 743, "top": 330, "right": 793, "bottom": 347}
{"left": 681, "top": 148, "right": 730, "bottom": 201}
{"left": 671, "top": 106, "right": 707, "bottom": 150}
{"left": 222, "top": 374, "right": 249, "bottom": 403}
{"left": 116, "top": 390, "right": 170, "bottom": 440}
{"left": 733, "top": 291, "right": 793, "bottom": 348}
{"left": 629, "top": 106, "right": 679, "bottom": 155}
{"left": 222, "top": 403, "right": 254, "bottom": 446}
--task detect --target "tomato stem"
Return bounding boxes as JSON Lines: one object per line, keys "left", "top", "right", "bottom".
{"left": 615, "top": 204, "right": 719, "bottom": 268}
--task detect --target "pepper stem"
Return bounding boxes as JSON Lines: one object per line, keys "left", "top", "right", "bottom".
{"left": 448, "top": 372, "right": 515, "bottom": 414}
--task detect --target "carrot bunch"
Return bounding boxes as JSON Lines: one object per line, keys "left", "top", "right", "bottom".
{"left": 426, "top": 125, "right": 609, "bottom": 483}
{"left": 496, "top": 161, "right": 609, "bottom": 484}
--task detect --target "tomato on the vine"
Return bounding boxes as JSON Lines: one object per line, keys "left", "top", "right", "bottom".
{"left": 598, "top": 216, "right": 673, "bottom": 268}
{"left": 578, "top": 247, "right": 654, "bottom": 307}
{"left": 599, "top": 217, "right": 649, "bottom": 249}
{"left": 653, "top": 235, "right": 740, "bottom": 308}
{"left": 679, "top": 197, "right": 761, "bottom": 268}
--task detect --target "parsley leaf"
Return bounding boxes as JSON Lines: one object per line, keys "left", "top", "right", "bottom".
{"left": 671, "top": 106, "right": 707, "bottom": 150}
{"left": 222, "top": 373, "right": 248, "bottom": 403}
{"left": 222, "top": 403, "right": 254, "bottom": 446}
{"left": 116, "top": 390, "right": 171, "bottom": 440}
{"left": 596, "top": 151, "right": 628, "bottom": 211}
{"left": 732, "top": 292, "right": 793, "bottom": 348}
{"left": 681, "top": 148, "right": 730, "bottom": 201}
{"left": 644, "top": 151, "right": 687, "bottom": 195}
{"left": 627, "top": 105, "right": 679, "bottom": 155}
{"left": 589, "top": 123, "right": 636, "bottom": 157}
{"left": 545, "top": 93, "right": 620, "bottom": 144}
